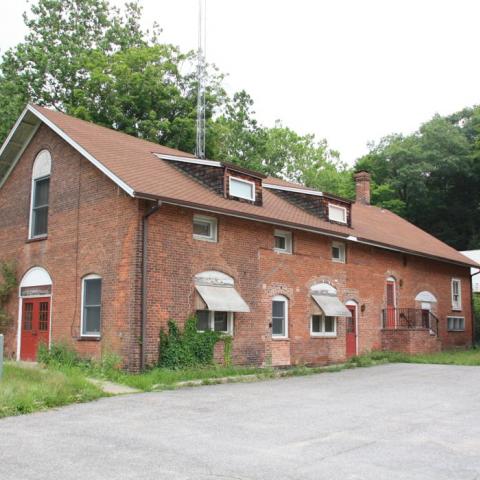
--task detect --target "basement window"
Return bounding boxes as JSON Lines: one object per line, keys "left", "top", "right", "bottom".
{"left": 447, "top": 316, "right": 465, "bottom": 332}
{"left": 274, "top": 230, "right": 292, "bottom": 254}
{"left": 193, "top": 215, "right": 217, "bottom": 242}
{"left": 328, "top": 204, "right": 347, "bottom": 224}
{"left": 229, "top": 177, "right": 255, "bottom": 201}
{"left": 196, "top": 310, "right": 233, "bottom": 334}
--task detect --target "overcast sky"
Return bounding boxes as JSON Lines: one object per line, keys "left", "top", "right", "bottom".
{"left": 1, "top": 0, "right": 479, "bottom": 164}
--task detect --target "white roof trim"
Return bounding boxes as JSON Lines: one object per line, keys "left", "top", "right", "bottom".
{"left": 27, "top": 105, "right": 134, "bottom": 196}
{"left": 0, "top": 105, "right": 135, "bottom": 196}
{"left": 0, "top": 115, "right": 41, "bottom": 190}
{"left": 263, "top": 183, "right": 324, "bottom": 197}
{"left": 155, "top": 153, "right": 222, "bottom": 168}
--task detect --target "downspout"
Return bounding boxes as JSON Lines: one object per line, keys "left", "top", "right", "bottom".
{"left": 141, "top": 201, "right": 162, "bottom": 370}
{"left": 470, "top": 271, "right": 480, "bottom": 347}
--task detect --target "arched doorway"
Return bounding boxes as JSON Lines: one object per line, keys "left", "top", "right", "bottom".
{"left": 415, "top": 291, "right": 437, "bottom": 329}
{"left": 17, "top": 267, "right": 52, "bottom": 361}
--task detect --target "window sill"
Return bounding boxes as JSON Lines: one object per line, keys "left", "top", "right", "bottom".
{"left": 310, "top": 334, "right": 337, "bottom": 338}
{"left": 447, "top": 330, "right": 465, "bottom": 333}
{"left": 26, "top": 235, "right": 48, "bottom": 244}
{"left": 451, "top": 308, "right": 462, "bottom": 312}
{"left": 331, "top": 258, "right": 345, "bottom": 264}
{"left": 272, "top": 336, "right": 289, "bottom": 341}
{"left": 78, "top": 336, "right": 101, "bottom": 342}
{"left": 193, "top": 235, "right": 217, "bottom": 243}
{"left": 274, "top": 249, "right": 292, "bottom": 255}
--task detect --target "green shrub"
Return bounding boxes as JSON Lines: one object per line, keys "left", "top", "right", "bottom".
{"left": 0, "top": 261, "right": 17, "bottom": 334}
{"left": 158, "top": 317, "right": 222, "bottom": 369}
{"left": 37, "top": 341, "right": 82, "bottom": 367}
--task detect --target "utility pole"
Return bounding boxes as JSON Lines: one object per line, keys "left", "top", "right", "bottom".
{"left": 195, "top": 0, "right": 207, "bottom": 159}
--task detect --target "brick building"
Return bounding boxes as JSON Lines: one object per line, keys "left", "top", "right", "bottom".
{"left": 0, "top": 105, "right": 476, "bottom": 370}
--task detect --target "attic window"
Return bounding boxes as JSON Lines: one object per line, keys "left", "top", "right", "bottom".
{"left": 328, "top": 204, "right": 347, "bottom": 224}
{"left": 229, "top": 177, "right": 255, "bottom": 201}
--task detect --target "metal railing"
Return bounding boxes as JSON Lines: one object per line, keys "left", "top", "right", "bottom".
{"left": 381, "top": 308, "right": 439, "bottom": 336}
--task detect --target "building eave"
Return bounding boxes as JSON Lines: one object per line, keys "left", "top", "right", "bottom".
{"left": 133, "top": 191, "right": 474, "bottom": 269}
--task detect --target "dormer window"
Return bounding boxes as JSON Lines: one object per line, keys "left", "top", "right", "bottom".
{"left": 328, "top": 204, "right": 347, "bottom": 224}
{"left": 229, "top": 177, "right": 255, "bottom": 201}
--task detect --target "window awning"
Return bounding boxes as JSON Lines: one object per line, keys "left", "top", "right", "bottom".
{"left": 312, "top": 293, "right": 352, "bottom": 317}
{"left": 195, "top": 285, "right": 250, "bottom": 313}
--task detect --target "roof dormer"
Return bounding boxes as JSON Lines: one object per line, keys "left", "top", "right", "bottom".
{"left": 155, "top": 154, "right": 265, "bottom": 206}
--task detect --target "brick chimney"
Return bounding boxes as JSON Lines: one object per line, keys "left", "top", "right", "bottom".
{"left": 354, "top": 170, "right": 371, "bottom": 204}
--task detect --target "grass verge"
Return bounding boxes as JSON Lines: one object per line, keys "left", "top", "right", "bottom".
{"left": 0, "top": 363, "right": 106, "bottom": 419}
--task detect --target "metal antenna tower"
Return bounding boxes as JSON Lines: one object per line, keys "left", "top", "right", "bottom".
{"left": 195, "top": 0, "right": 207, "bottom": 159}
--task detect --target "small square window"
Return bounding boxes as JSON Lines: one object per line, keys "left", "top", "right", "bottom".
{"left": 328, "top": 204, "right": 347, "bottom": 224}
{"left": 274, "top": 230, "right": 292, "bottom": 254}
{"left": 332, "top": 241, "right": 346, "bottom": 263}
{"left": 229, "top": 177, "right": 255, "bottom": 201}
{"left": 311, "top": 314, "right": 337, "bottom": 336}
{"left": 447, "top": 316, "right": 465, "bottom": 332}
{"left": 193, "top": 215, "right": 217, "bottom": 242}
{"left": 196, "top": 310, "right": 233, "bottom": 334}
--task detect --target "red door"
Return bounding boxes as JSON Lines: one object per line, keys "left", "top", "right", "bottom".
{"left": 346, "top": 304, "right": 357, "bottom": 358}
{"left": 386, "top": 281, "right": 396, "bottom": 328}
{"left": 20, "top": 298, "right": 50, "bottom": 361}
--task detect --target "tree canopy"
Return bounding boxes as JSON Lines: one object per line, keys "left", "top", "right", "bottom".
{"left": 0, "top": 0, "right": 348, "bottom": 196}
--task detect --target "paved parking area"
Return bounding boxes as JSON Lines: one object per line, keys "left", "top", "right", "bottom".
{"left": 1, "top": 363, "right": 480, "bottom": 480}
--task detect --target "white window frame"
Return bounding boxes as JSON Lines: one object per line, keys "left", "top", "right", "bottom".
{"left": 310, "top": 314, "right": 337, "bottom": 337}
{"left": 229, "top": 176, "right": 256, "bottom": 201}
{"left": 331, "top": 241, "right": 346, "bottom": 263}
{"left": 328, "top": 204, "right": 347, "bottom": 224}
{"left": 81, "top": 274, "right": 102, "bottom": 338}
{"left": 451, "top": 278, "right": 462, "bottom": 311}
{"left": 29, "top": 150, "right": 52, "bottom": 239}
{"left": 193, "top": 214, "right": 218, "bottom": 242}
{"left": 274, "top": 229, "right": 292, "bottom": 254}
{"left": 196, "top": 310, "right": 234, "bottom": 335}
{"left": 272, "top": 295, "right": 288, "bottom": 339}
{"left": 447, "top": 316, "right": 465, "bottom": 332}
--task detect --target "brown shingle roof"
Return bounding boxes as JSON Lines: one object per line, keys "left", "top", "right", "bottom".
{"left": 25, "top": 105, "right": 477, "bottom": 267}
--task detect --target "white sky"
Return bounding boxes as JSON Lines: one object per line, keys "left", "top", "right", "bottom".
{"left": 1, "top": 0, "right": 479, "bottom": 164}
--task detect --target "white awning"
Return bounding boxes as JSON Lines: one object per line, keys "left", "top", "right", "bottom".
{"left": 312, "top": 294, "right": 352, "bottom": 317}
{"left": 195, "top": 285, "right": 250, "bottom": 313}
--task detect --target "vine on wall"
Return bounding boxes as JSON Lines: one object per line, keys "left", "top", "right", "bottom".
{"left": 159, "top": 317, "right": 232, "bottom": 369}
{"left": 0, "top": 262, "right": 17, "bottom": 334}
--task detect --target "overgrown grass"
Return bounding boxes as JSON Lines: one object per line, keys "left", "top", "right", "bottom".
{"left": 0, "top": 363, "right": 105, "bottom": 418}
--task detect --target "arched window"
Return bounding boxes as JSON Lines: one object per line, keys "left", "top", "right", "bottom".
{"left": 29, "top": 150, "right": 51, "bottom": 239}
{"left": 81, "top": 274, "right": 102, "bottom": 337}
{"left": 272, "top": 295, "right": 288, "bottom": 339}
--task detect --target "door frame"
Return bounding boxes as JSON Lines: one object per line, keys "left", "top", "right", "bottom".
{"left": 17, "top": 295, "right": 53, "bottom": 361}
{"left": 345, "top": 299, "right": 359, "bottom": 357}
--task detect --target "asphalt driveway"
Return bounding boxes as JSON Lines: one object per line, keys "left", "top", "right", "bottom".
{"left": 1, "top": 363, "right": 480, "bottom": 480}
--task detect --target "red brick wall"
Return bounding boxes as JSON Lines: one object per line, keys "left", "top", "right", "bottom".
{"left": 0, "top": 126, "right": 473, "bottom": 370}
{"left": 144, "top": 204, "right": 473, "bottom": 367}
{"left": 381, "top": 330, "right": 442, "bottom": 354}
{"left": 0, "top": 125, "right": 142, "bottom": 369}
